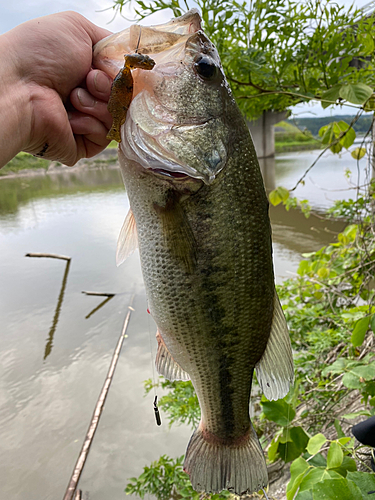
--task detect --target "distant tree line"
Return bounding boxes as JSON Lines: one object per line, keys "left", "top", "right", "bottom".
{"left": 289, "top": 114, "right": 373, "bottom": 137}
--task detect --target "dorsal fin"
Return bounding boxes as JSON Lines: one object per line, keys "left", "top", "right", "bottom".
{"left": 116, "top": 208, "right": 138, "bottom": 266}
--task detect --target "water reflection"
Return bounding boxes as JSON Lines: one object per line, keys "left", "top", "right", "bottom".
{"left": 85, "top": 295, "right": 114, "bottom": 320}
{"left": 258, "top": 157, "right": 276, "bottom": 192}
{"left": 258, "top": 149, "right": 368, "bottom": 211}
{"left": 0, "top": 167, "right": 123, "bottom": 216}
{"left": 44, "top": 258, "right": 71, "bottom": 359}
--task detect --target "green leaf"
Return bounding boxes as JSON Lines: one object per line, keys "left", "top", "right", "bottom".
{"left": 342, "top": 410, "right": 372, "bottom": 419}
{"left": 339, "top": 83, "right": 373, "bottom": 105}
{"left": 337, "top": 122, "right": 356, "bottom": 149}
{"left": 334, "top": 419, "right": 345, "bottom": 439}
{"left": 312, "top": 477, "right": 363, "bottom": 500}
{"left": 298, "top": 260, "right": 309, "bottom": 276}
{"left": 307, "top": 434, "right": 327, "bottom": 455}
{"left": 350, "top": 363, "right": 375, "bottom": 380}
{"left": 351, "top": 316, "right": 370, "bottom": 347}
{"left": 261, "top": 399, "right": 296, "bottom": 426}
{"left": 371, "top": 314, "right": 375, "bottom": 333}
{"left": 286, "top": 457, "right": 310, "bottom": 500}
{"left": 299, "top": 467, "right": 326, "bottom": 492}
{"left": 327, "top": 441, "right": 343, "bottom": 469}
{"left": 278, "top": 426, "right": 310, "bottom": 463}
{"left": 342, "top": 372, "right": 362, "bottom": 389}
{"left": 319, "top": 123, "right": 335, "bottom": 144}
{"left": 361, "top": 33, "right": 374, "bottom": 54}
{"left": 269, "top": 186, "right": 290, "bottom": 206}
{"left": 347, "top": 470, "right": 375, "bottom": 496}
{"left": 322, "top": 358, "right": 346, "bottom": 376}
{"left": 295, "top": 491, "right": 313, "bottom": 500}
{"left": 268, "top": 434, "right": 281, "bottom": 462}
{"left": 330, "top": 142, "right": 342, "bottom": 154}
{"left": 331, "top": 456, "right": 357, "bottom": 477}
{"left": 351, "top": 147, "right": 366, "bottom": 160}
{"left": 337, "top": 437, "right": 351, "bottom": 446}
{"left": 317, "top": 267, "right": 329, "bottom": 279}
{"left": 321, "top": 85, "right": 341, "bottom": 109}
{"left": 364, "top": 95, "right": 375, "bottom": 111}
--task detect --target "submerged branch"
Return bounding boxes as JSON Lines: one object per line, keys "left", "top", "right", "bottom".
{"left": 44, "top": 259, "right": 71, "bottom": 359}
{"left": 62, "top": 296, "right": 135, "bottom": 500}
{"left": 85, "top": 296, "right": 114, "bottom": 319}
{"left": 25, "top": 252, "right": 71, "bottom": 261}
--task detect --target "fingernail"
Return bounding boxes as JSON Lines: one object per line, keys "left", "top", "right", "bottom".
{"left": 94, "top": 71, "right": 112, "bottom": 94}
{"left": 77, "top": 88, "right": 96, "bottom": 108}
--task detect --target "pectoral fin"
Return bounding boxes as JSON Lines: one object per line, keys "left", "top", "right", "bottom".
{"left": 255, "top": 292, "right": 294, "bottom": 400}
{"left": 154, "top": 192, "right": 197, "bottom": 273}
{"left": 156, "top": 329, "right": 190, "bottom": 381}
{"left": 116, "top": 208, "right": 138, "bottom": 266}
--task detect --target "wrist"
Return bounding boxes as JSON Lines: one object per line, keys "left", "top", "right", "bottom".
{"left": 0, "top": 32, "right": 32, "bottom": 168}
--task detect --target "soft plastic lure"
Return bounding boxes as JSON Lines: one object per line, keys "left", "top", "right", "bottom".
{"left": 106, "top": 53, "right": 155, "bottom": 143}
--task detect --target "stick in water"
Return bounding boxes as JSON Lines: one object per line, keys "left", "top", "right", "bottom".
{"left": 26, "top": 252, "right": 71, "bottom": 261}
{"left": 62, "top": 297, "right": 134, "bottom": 500}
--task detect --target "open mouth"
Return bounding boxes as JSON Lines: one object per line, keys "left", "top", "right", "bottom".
{"left": 153, "top": 168, "right": 190, "bottom": 179}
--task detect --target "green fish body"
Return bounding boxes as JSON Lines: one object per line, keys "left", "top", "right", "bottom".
{"left": 94, "top": 9, "right": 294, "bottom": 495}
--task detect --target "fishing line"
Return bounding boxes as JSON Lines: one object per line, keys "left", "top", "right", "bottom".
{"left": 135, "top": 26, "right": 142, "bottom": 54}
{"left": 285, "top": 398, "right": 291, "bottom": 468}
{"left": 261, "top": 487, "right": 270, "bottom": 500}
{"left": 147, "top": 303, "right": 161, "bottom": 426}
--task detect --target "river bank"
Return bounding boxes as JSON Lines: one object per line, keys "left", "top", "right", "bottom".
{"left": 0, "top": 147, "right": 119, "bottom": 179}
{"left": 1, "top": 142, "right": 322, "bottom": 179}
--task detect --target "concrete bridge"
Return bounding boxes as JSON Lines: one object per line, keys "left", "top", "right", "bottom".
{"left": 247, "top": 110, "right": 288, "bottom": 159}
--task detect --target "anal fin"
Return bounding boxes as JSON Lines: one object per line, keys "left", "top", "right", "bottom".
{"left": 156, "top": 329, "right": 190, "bottom": 381}
{"left": 255, "top": 291, "right": 294, "bottom": 401}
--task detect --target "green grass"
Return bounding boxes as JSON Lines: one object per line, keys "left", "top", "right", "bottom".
{"left": 274, "top": 120, "right": 321, "bottom": 152}
{"left": 1, "top": 152, "right": 50, "bottom": 176}
{"left": 275, "top": 141, "right": 321, "bottom": 153}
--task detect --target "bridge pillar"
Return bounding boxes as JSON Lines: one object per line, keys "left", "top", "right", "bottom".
{"left": 247, "top": 110, "right": 289, "bottom": 158}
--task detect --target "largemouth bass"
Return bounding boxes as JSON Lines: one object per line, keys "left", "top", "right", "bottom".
{"left": 93, "top": 9, "right": 294, "bottom": 496}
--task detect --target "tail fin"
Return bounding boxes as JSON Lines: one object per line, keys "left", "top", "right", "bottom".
{"left": 183, "top": 424, "right": 268, "bottom": 495}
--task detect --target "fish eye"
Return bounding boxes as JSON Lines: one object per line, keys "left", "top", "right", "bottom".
{"left": 194, "top": 56, "right": 217, "bottom": 79}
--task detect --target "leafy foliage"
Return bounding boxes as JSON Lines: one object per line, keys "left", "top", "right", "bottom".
{"left": 111, "top": 0, "right": 375, "bottom": 119}
{"left": 125, "top": 455, "right": 232, "bottom": 499}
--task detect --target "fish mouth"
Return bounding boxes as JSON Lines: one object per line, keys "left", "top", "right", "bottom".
{"left": 121, "top": 91, "right": 227, "bottom": 185}
{"left": 153, "top": 169, "right": 190, "bottom": 180}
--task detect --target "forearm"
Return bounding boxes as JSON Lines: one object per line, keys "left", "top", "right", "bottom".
{"left": 0, "top": 33, "right": 31, "bottom": 168}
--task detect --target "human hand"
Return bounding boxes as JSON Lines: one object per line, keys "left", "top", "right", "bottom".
{"left": 0, "top": 11, "right": 113, "bottom": 167}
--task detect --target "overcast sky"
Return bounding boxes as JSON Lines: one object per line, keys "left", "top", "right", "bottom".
{"left": 1, "top": 0, "right": 373, "bottom": 117}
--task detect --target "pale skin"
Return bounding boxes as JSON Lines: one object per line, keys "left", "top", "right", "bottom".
{"left": 0, "top": 11, "right": 114, "bottom": 168}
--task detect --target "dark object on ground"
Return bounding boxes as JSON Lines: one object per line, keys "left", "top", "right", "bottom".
{"left": 352, "top": 416, "right": 375, "bottom": 447}
{"left": 352, "top": 416, "right": 375, "bottom": 472}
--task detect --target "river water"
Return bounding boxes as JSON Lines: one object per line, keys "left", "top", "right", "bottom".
{"left": 0, "top": 149, "right": 366, "bottom": 500}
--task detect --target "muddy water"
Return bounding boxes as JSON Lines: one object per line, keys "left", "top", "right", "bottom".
{"left": 0, "top": 149, "right": 364, "bottom": 500}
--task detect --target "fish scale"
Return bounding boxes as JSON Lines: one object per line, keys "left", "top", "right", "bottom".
{"left": 94, "top": 8, "right": 294, "bottom": 495}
